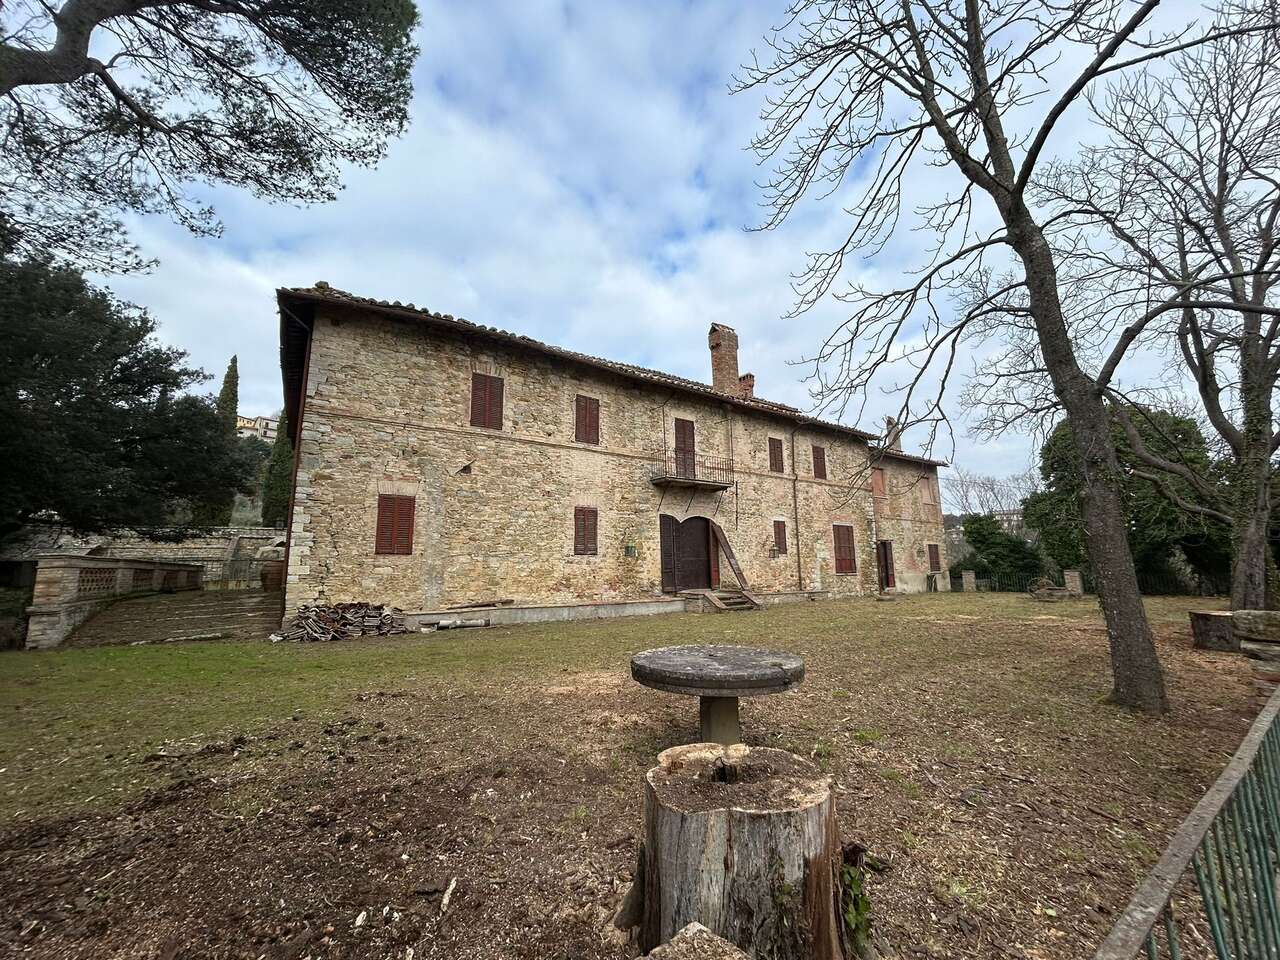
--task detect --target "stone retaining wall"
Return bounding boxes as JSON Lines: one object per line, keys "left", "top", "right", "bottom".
{"left": 24, "top": 555, "right": 203, "bottom": 649}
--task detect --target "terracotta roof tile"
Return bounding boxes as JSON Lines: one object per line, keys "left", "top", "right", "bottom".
{"left": 277, "top": 284, "right": 886, "bottom": 443}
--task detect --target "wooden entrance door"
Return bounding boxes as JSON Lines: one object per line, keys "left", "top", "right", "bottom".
{"left": 659, "top": 514, "right": 712, "bottom": 593}
{"left": 876, "top": 540, "right": 896, "bottom": 590}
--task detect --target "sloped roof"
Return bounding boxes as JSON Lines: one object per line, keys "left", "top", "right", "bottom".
{"left": 277, "top": 283, "right": 889, "bottom": 443}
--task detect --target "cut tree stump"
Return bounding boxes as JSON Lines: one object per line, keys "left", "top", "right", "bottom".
{"left": 623, "top": 742, "right": 859, "bottom": 959}
{"left": 1189, "top": 610, "right": 1237, "bottom": 652}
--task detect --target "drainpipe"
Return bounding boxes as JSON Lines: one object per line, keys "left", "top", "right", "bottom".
{"left": 789, "top": 428, "right": 803, "bottom": 591}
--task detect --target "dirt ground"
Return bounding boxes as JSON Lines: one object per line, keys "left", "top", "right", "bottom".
{"left": 0, "top": 593, "right": 1257, "bottom": 959}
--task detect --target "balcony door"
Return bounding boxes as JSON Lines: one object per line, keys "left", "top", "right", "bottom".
{"left": 673, "top": 418, "right": 695, "bottom": 479}
{"left": 876, "top": 540, "right": 896, "bottom": 591}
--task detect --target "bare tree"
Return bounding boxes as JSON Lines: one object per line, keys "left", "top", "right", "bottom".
{"left": 735, "top": 0, "right": 1276, "bottom": 713}
{"left": 0, "top": 0, "right": 418, "bottom": 272}
{"left": 1023, "top": 23, "right": 1280, "bottom": 611}
{"left": 944, "top": 467, "right": 1040, "bottom": 517}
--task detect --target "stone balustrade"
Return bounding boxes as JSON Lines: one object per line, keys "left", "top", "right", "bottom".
{"left": 24, "top": 555, "right": 203, "bottom": 650}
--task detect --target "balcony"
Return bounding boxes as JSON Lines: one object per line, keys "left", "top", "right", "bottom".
{"left": 649, "top": 453, "right": 735, "bottom": 490}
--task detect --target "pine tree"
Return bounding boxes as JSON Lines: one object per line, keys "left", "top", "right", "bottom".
{"left": 260, "top": 411, "right": 293, "bottom": 528}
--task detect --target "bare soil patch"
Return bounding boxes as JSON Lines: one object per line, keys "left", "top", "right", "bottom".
{"left": 0, "top": 595, "right": 1253, "bottom": 959}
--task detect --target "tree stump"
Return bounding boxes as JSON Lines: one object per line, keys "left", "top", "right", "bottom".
{"left": 624, "top": 742, "right": 859, "bottom": 959}
{"left": 1189, "top": 610, "right": 1237, "bottom": 652}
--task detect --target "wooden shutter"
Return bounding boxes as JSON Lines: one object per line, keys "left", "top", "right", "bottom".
{"left": 768, "top": 437, "right": 784, "bottom": 473}
{"left": 375, "top": 494, "right": 414, "bottom": 555}
{"left": 878, "top": 541, "right": 896, "bottom": 588}
{"left": 471, "top": 373, "right": 503, "bottom": 429}
{"left": 773, "top": 520, "right": 788, "bottom": 555}
{"left": 928, "top": 543, "right": 941, "bottom": 572}
{"left": 833, "top": 525, "right": 856, "bottom": 574}
{"left": 575, "top": 395, "right": 600, "bottom": 444}
{"left": 674, "top": 418, "right": 695, "bottom": 477}
{"left": 660, "top": 514, "right": 678, "bottom": 592}
{"left": 812, "top": 444, "right": 827, "bottom": 480}
{"left": 574, "top": 507, "right": 598, "bottom": 555}
{"left": 871, "top": 467, "right": 886, "bottom": 497}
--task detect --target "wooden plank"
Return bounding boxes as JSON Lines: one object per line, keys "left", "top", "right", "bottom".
{"left": 709, "top": 520, "right": 749, "bottom": 590}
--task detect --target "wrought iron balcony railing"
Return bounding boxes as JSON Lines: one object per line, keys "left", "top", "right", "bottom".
{"left": 649, "top": 453, "right": 735, "bottom": 489}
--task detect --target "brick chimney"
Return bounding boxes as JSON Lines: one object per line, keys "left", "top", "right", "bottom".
{"left": 883, "top": 416, "right": 903, "bottom": 451}
{"left": 709, "top": 324, "right": 739, "bottom": 395}
{"left": 709, "top": 323, "right": 755, "bottom": 398}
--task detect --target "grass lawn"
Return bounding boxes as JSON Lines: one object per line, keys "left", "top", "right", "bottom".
{"left": 0, "top": 593, "right": 1253, "bottom": 959}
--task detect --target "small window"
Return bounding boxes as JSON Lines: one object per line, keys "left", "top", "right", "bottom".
{"left": 375, "top": 494, "right": 415, "bottom": 555}
{"left": 812, "top": 444, "right": 827, "bottom": 480}
{"left": 575, "top": 395, "right": 600, "bottom": 444}
{"left": 768, "top": 437, "right": 784, "bottom": 473}
{"left": 574, "top": 506, "right": 598, "bottom": 556}
{"left": 773, "top": 520, "right": 788, "bottom": 555}
{"left": 927, "top": 543, "right": 942, "bottom": 573}
{"left": 833, "top": 524, "right": 856, "bottom": 574}
{"left": 871, "top": 467, "right": 886, "bottom": 497}
{"left": 470, "top": 372, "right": 504, "bottom": 429}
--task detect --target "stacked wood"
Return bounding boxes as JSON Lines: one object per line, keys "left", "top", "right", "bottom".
{"left": 1233, "top": 610, "right": 1280, "bottom": 694}
{"left": 273, "top": 603, "right": 407, "bottom": 643}
{"left": 617, "top": 742, "right": 865, "bottom": 960}
{"left": 647, "top": 923, "right": 749, "bottom": 959}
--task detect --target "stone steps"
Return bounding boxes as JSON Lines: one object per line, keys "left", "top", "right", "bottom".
{"left": 69, "top": 590, "right": 280, "bottom": 646}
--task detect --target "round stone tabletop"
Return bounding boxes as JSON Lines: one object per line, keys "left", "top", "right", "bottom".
{"left": 630, "top": 644, "right": 805, "bottom": 699}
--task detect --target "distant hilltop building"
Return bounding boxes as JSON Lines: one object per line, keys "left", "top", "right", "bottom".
{"left": 273, "top": 284, "right": 949, "bottom": 618}
{"left": 236, "top": 414, "right": 279, "bottom": 442}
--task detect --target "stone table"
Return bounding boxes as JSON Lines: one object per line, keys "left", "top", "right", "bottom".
{"left": 630, "top": 644, "right": 805, "bottom": 745}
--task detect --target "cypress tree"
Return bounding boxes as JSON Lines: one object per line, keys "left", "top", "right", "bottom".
{"left": 260, "top": 411, "right": 293, "bottom": 528}
{"left": 191, "top": 356, "right": 240, "bottom": 526}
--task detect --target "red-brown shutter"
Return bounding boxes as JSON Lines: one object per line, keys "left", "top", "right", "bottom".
{"left": 773, "top": 520, "right": 788, "bottom": 555}
{"left": 812, "top": 444, "right": 827, "bottom": 480}
{"left": 375, "top": 494, "right": 414, "bottom": 555}
{"left": 659, "top": 514, "right": 678, "bottom": 592}
{"left": 393, "top": 495, "right": 414, "bottom": 554}
{"left": 768, "top": 437, "right": 784, "bottom": 473}
{"left": 674, "top": 418, "right": 695, "bottom": 477}
{"left": 575, "top": 395, "right": 600, "bottom": 444}
{"left": 833, "top": 525, "right": 856, "bottom": 574}
{"left": 574, "top": 507, "right": 598, "bottom": 555}
{"left": 471, "top": 373, "right": 503, "bottom": 429}
{"left": 928, "top": 543, "right": 941, "bottom": 572}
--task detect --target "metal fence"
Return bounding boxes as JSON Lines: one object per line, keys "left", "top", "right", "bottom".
{"left": 946, "top": 569, "right": 1227, "bottom": 597}
{"left": 1094, "top": 687, "right": 1280, "bottom": 959}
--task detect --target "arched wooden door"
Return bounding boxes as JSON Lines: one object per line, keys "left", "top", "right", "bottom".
{"left": 659, "top": 515, "right": 714, "bottom": 592}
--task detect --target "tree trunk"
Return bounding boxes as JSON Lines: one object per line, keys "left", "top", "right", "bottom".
{"left": 1008, "top": 216, "right": 1168, "bottom": 714}
{"left": 634, "top": 743, "right": 851, "bottom": 959}
{"left": 1231, "top": 341, "right": 1272, "bottom": 611}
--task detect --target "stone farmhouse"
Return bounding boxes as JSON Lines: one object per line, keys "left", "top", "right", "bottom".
{"left": 276, "top": 284, "right": 947, "bottom": 618}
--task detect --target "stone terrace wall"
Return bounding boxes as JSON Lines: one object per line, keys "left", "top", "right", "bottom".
{"left": 24, "top": 555, "right": 203, "bottom": 649}
{"left": 285, "top": 307, "right": 948, "bottom": 612}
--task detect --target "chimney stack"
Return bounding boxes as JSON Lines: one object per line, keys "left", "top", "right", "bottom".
{"left": 709, "top": 324, "right": 754, "bottom": 398}
{"left": 883, "top": 416, "right": 903, "bottom": 451}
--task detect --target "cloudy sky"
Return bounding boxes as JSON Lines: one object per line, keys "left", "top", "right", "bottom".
{"left": 98, "top": 0, "right": 1194, "bottom": 484}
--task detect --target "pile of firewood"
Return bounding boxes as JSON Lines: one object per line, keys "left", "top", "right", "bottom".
{"left": 272, "top": 603, "right": 408, "bottom": 643}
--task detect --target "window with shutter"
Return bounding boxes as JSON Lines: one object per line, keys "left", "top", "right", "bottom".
{"left": 871, "top": 467, "right": 886, "bottom": 497}
{"left": 812, "top": 444, "right": 827, "bottom": 480}
{"left": 673, "top": 418, "right": 695, "bottom": 477}
{"left": 470, "top": 372, "right": 504, "bottom": 429}
{"left": 574, "top": 506, "right": 598, "bottom": 555}
{"left": 773, "top": 520, "right": 788, "bottom": 555}
{"left": 375, "top": 494, "right": 415, "bottom": 555}
{"left": 768, "top": 437, "right": 784, "bottom": 473}
{"left": 928, "top": 543, "right": 942, "bottom": 572}
{"left": 575, "top": 395, "right": 600, "bottom": 444}
{"left": 833, "top": 524, "right": 856, "bottom": 574}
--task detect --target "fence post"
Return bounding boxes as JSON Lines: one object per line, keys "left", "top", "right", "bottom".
{"left": 1063, "top": 570, "right": 1083, "bottom": 597}
{"left": 962, "top": 570, "right": 976, "bottom": 592}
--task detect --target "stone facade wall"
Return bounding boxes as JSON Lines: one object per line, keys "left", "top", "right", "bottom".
{"left": 284, "top": 307, "right": 947, "bottom": 612}
{"left": 872, "top": 462, "right": 947, "bottom": 592}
